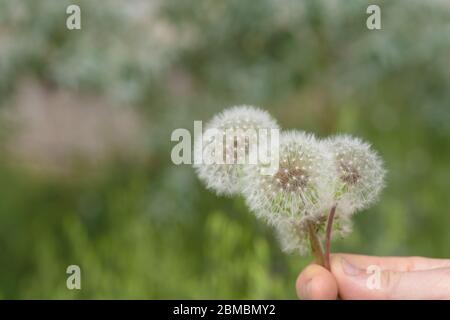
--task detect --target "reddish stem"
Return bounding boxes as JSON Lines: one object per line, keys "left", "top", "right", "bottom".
{"left": 324, "top": 204, "right": 337, "bottom": 271}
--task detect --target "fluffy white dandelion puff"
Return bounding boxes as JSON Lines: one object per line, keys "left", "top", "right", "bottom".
{"left": 243, "top": 131, "right": 334, "bottom": 227}
{"left": 325, "top": 134, "right": 386, "bottom": 216}
{"left": 194, "top": 105, "right": 279, "bottom": 196}
{"left": 274, "top": 211, "right": 353, "bottom": 255}
{"left": 274, "top": 219, "right": 311, "bottom": 255}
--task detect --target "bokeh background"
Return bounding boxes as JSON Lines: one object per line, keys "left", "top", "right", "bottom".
{"left": 0, "top": 0, "right": 449, "bottom": 299}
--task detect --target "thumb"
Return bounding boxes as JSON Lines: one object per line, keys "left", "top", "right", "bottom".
{"left": 331, "top": 255, "right": 450, "bottom": 299}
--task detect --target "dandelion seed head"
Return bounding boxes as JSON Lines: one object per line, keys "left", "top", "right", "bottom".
{"left": 194, "top": 105, "right": 278, "bottom": 196}
{"left": 274, "top": 219, "right": 310, "bottom": 255}
{"left": 274, "top": 212, "right": 353, "bottom": 255}
{"left": 325, "top": 134, "right": 386, "bottom": 215}
{"left": 243, "top": 131, "right": 334, "bottom": 226}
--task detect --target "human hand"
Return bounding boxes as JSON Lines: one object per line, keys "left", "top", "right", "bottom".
{"left": 296, "top": 253, "right": 450, "bottom": 300}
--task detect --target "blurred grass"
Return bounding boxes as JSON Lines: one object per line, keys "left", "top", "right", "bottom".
{"left": 0, "top": 0, "right": 449, "bottom": 298}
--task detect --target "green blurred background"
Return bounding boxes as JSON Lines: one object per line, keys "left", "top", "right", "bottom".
{"left": 0, "top": 0, "right": 449, "bottom": 299}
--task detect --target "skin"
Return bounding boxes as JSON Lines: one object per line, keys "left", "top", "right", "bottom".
{"left": 296, "top": 253, "right": 450, "bottom": 300}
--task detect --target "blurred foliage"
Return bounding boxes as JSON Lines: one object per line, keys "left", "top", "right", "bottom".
{"left": 0, "top": 0, "right": 449, "bottom": 298}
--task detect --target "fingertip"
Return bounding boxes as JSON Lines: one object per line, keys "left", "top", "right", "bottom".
{"left": 296, "top": 264, "right": 338, "bottom": 300}
{"left": 329, "top": 253, "right": 385, "bottom": 299}
{"left": 309, "top": 269, "right": 339, "bottom": 300}
{"left": 330, "top": 254, "right": 362, "bottom": 299}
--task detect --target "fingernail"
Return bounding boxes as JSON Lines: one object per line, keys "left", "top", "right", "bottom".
{"left": 300, "top": 279, "right": 312, "bottom": 300}
{"left": 341, "top": 258, "right": 362, "bottom": 276}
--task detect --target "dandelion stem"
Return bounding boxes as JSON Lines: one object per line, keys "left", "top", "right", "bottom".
{"left": 324, "top": 204, "right": 337, "bottom": 271}
{"left": 306, "top": 221, "right": 325, "bottom": 267}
